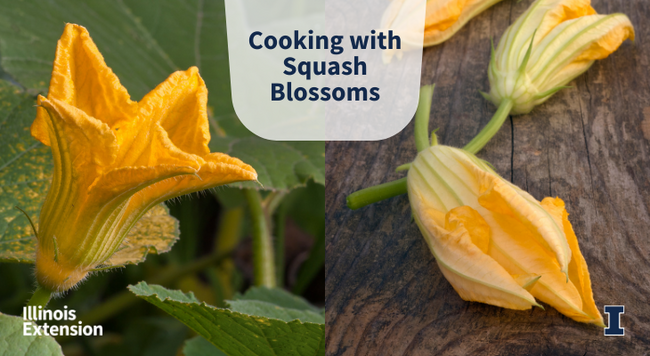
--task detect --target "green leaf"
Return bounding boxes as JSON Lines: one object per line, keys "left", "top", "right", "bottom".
{"left": 129, "top": 282, "right": 325, "bottom": 356}
{"left": 224, "top": 300, "right": 324, "bottom": 324}
{"left": 103, "top": 204, "right": 180, "bottom": 268}
{"left": 0, "top": 0, "right": 325, "bottom": 191}
{"left": 0, "top": 1, "right": 175, "bottom": 100}
{"left": 0, "top": 81, "right": 50, "bottom": 263}
{"left": 0, "top": 80, "right": 180, "bottom": 264}
{"left": 233, "top": 286, "right": 321, "bottom": 314}
{"left": 184, "top": 336, "right": 228, "bottom": 356}
{"left": 122, "top": 0, "right": 238, "bottom": 130}
{"left": 210, "top": 138, "right": 325, "bottom": 191}
{"left": 229, "top": 287, "right": 324, "bottom": 324}
{"left": 0, "top": 313, "right": 64, "bottom": 356}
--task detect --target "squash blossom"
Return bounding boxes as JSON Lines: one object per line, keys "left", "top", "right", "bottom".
{"left": 408, "top": 144, "right": 604, "bottom": 326}
{"left": 484, "top": 0, "right": 634, "bottom": 115}
{"left": 381, "top": 0, "right": 505, "bottom": 57}
{"left": 30, "top": 24, "right": 257, "bottom": 293}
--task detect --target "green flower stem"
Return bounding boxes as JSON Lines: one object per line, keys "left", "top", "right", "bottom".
{"left": 415, "top": 84, "right": 436, "bottom": 152}
{"left": 213, "top": 207, "right": 244, "bottom": 256}
{"left": 346, "top": 178, "right": 408, "bottom": 210}
{"left": 26, "top": 286, "right": 53, "bottom": 309}
{"left": 263, "top": 189, "right": 288, "bottom": 286}
{"left": 463, "top": 98, "right": 514, "bottom": 154}
{"left": 263, "top": 191, "right": 287, "bottom": 216}
{"left": 395, "top": 163, "right": 411, "bottom": 172}
{"left": 244, "top": 189, "right": 276, "bottom": 288}
{"left": 346, "top": 85, "right": 436, "bottom": 210}
{"left": 274, "top": 201, "right": 287, "bottom": 286}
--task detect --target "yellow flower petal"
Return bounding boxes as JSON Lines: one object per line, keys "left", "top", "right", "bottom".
{"left": 474, "top": 168, "right": 571, "bottom": 276}
{"left": 408, "top": 145, "right": 602, "bottom": 325}
{"left": 445, "top": 205, "right": 489, "bottom": 253}
{"left": 534, "top": 14, "right": 635, "bottom": 93}
{"left": 137, "top": 67, "right": 211, "bottom": 158}
{"left": 36, "top": 95, "right": 117, "bottom": 170}
{"left": 425, "top": 0, "right": 466, "bottom": 33}
{"left": 408, "top": 146, "right": 572, "bottom": 277}
{"left": 35, "top": 95, "right": 118, "bottom": 255}
{"left": 34, "top": 96, "right": 197, "bottom": 291}
{"left": 574, "top": 15, "right": 635, "bottom": 61}
{"left": 424, "top": 0, "right": 504, "bottom": 46}
{"left": 123, "top": 123, "right": 202, "bottom": 168}
{"left": 541, "top": 198, "right": 605, "bottom": 326}
{"left": 411, "top": 198, "right": 539, "bottom": 310}
{"left": 115, "top": 68, "right": 213, "bottom": 169}
{"left": 497, "top": 0, "right": 595, "bottom": 69}
{"left": 380, "top": 0, "right": 504, "bottom": 61}
{"left": 122, "top": 153, "right": 257, "bottom": 230}
{"left": 31, "top": 24, "right": 137, "bottom": 146}
{"left": 485, "top": 211, "right": 588, "bottom": 322}
{"left": 78, "top": 165, "right": 197, "bottom": 261}
{"left": 31, "top": 23, "right": 257, "bottom": 292}
{"left": 535, "top": 0, "right": 596, "bottom": 39}
{"left": 511, "top": 273, "right": 541, "bottom": 291}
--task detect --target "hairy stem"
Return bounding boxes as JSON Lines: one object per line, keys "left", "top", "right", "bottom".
{"left": 26, "top": 286, "right": 53, "bottom": 309}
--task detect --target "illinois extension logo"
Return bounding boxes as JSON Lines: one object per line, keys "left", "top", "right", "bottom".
{"left": 604, "top": 305, "right": 625, "bottom": 336}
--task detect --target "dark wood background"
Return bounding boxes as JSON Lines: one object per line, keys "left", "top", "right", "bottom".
{"left": 325, "top": 0, "right": 650, "bottom": 354}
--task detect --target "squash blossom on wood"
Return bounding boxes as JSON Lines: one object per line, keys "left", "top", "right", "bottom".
{"left": 30, "top": 24, "right": 257, "bottom": 293}
{"left": 484, "top": 0, "right": 634, "bottom": 115}
{"left": 407, "top": 145, "right": 604, "bottom": 326}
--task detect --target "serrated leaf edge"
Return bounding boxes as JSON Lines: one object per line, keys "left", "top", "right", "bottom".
{"left": 128, "top": 282, "right": 324, "bottom": 326}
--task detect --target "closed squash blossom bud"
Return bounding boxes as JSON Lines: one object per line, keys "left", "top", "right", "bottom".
{"left": 31, "top": 24, "right": 257, "bottom": 293}
{"left": 484, "top": 0, "right": 634, "bottom": 114}
{"left": 407, "top": 144, "right": 604, "bottom": 326}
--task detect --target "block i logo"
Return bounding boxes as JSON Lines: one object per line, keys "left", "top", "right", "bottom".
{"left": 604, "top": 305, "right": 625, "bottom": 336}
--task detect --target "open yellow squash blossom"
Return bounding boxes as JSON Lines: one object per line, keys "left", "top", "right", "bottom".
{"left": 408, "top": 144, "right": 603, "bottom": 326}
{"left": 485, "top": 0, "right": 634, "bottom": 114}
{"left": 30, "top": 24, "right": 257, "bottom": 293}
{"left": 381, "top": 0, "right": 505, "bottom": 59}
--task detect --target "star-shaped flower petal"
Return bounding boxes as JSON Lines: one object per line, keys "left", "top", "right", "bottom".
{"left": 31, "top": 24, "right": 257, "bottom": 292}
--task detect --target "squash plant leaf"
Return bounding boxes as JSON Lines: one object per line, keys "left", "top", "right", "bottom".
{"left": 0, "top": 81, "right": 49, "bottom": 263}
{"left": 184, "top": 336, "right": 228, "bottom": 356}
{"left": 129, "top": 282, "right": 326, "bottom": 356}
{"left": 0, "top": 313, "right": 64, "bottom": 356}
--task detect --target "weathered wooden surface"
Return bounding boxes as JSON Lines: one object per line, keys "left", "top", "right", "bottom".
{"left": 325, "top": 0, "right": 650, "bottom": 354}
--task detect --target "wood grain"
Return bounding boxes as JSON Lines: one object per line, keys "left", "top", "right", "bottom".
{"left": 325, "top": 0, "right": 650, "bottom": 354}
